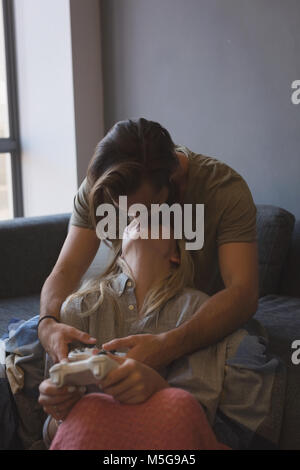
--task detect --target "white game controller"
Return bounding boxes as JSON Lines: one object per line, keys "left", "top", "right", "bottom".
{"left": 49, "top": 348, "right": 123, "bottom": 388}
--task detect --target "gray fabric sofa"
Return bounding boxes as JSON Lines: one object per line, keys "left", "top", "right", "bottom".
{"left": 0, "top": 205, "right": 299, "bottom": 449}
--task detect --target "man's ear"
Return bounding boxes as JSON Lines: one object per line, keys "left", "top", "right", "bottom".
{"left": 169, "top": 238, "right": 180, "bottom": 265}
{"left": 169, "top": 254, "right": 180, "bottom": 265}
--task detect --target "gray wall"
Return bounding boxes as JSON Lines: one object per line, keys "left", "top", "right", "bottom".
{"left": 100, "top": 0, "right": 300, "bottom": 218}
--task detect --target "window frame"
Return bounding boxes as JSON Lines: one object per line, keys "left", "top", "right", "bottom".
{"left": 0, "top": 0, "right": 23, "bottom": 217}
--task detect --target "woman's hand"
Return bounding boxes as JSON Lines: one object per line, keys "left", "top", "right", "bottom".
{"left": 38, "top": 378, "right": 86, "bottom": 421}
{"left": 99, "top": 353, "right": 170, "bottom": 404}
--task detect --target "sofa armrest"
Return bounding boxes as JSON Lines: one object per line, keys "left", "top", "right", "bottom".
{"left": 280, "top": 220, "right": 300, "bottom": 298}
{"left": 256, "top": 205, "right": 295, "bottom": 297}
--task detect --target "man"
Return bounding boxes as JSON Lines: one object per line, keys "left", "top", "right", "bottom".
{"left": 38, "top": 118, "right": 258, "bottom": 369}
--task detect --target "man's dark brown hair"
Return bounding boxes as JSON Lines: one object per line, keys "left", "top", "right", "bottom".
{"left": 87, "top": 118, "right": 180, "bottom": 228}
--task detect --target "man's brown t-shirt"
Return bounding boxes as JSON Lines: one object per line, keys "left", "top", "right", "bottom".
{"left": 70, "top": 145, "right": 257, "bottom": 295}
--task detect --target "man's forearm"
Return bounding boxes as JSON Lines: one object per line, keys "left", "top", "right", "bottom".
{"left": 163, "top": 285, "right": 258, "bottom": 363}
{"left": 39, "top": 268, "right": 81, "bottom": 320}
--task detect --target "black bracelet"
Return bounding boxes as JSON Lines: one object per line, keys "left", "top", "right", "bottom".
{"left": 37, "top": 315, "right": 60, "bottom": 330}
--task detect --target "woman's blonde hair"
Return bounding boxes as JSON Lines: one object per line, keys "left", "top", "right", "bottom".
{"left": 63, "top": 236, "right": 195, "bottom": 323}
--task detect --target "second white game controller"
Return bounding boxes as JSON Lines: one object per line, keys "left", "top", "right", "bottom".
{"left": 49, "top": 348, "right": 123, "bottom": 388}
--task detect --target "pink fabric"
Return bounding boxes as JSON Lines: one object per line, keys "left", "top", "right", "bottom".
{"left": 50, "top": 388, "right": 230, "bottom": 450}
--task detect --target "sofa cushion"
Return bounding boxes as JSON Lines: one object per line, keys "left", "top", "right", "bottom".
{"left": 0, "top": 214, "right": 70, "bottom": 299}
{"left": 0, "top": 295, "right": 40, "bottom": 338}
{"left": 256, "top": 205, "right": 295, "bottom": 297}
{"left": 254, "top": 295, "right": 300, "bottom": 449}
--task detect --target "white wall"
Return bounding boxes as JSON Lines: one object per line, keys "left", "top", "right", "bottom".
{"left": 13, "top": 0, "right": 104, "bottom": 217}
{"left": 14, "top": 0, "right": 77, "bottom": 216}
{"left": 70, "top": 0, "right": 104, "bottom": 185}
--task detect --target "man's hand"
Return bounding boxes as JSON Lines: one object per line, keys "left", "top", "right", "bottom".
{"left": 38, "top": 225, "right": 100, "bottom": 363}
{"left": 38, "top": 378, "right": 86, "bottom": 421}
{"left": 102, "top": 333, "right": 173, "bottom": 371}
{"left": 99, "top": 353, "right": 169, "bottom": 404}
{"left": 38, "top": 319, "right": 97, "bottom": 363}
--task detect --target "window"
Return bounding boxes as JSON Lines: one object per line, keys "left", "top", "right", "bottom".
{"left": 0, "top": 0, "right": 23, "bottom": 220}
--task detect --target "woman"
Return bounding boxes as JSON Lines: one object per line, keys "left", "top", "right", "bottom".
{"left": 39, "top": 218, "right": 281, "bottom": 450}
